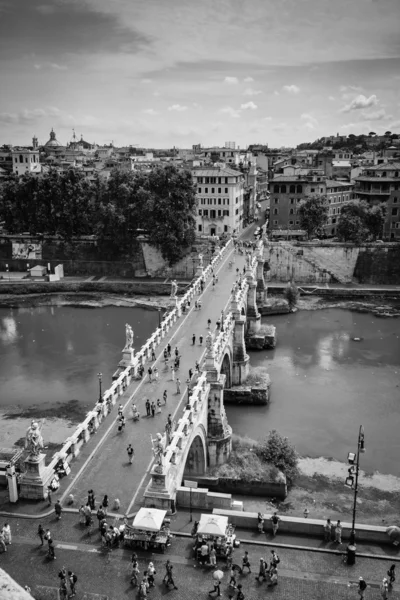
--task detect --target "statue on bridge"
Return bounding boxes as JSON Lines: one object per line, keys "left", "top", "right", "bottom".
{"left": 198, "top": 253, "right": 204, "bottom": 268}
{"left": 25, "top": 419, "right": 45, "bottom": 458}
{"left": 150, "top": 433, "right": 165, "bottom": 471}
{"left": 124, "top": 323, "right": 134, "bottom": 350}
{"left": 206, "top": 332, "right": 213, "bottom": 353}
{"left": 170, "top": 280, "right": 178, "bottom": 298}
{"left": 246, "top": 251, "right": 253, "bottom": 270}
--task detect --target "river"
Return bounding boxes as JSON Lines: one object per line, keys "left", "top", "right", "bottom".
{"left": 0, "top": 304, "right": 399, "bottom": 476}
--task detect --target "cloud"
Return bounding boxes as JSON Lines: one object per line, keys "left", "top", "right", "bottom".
{"left": 273, "top": 91, "right": 280, "bottom": 96}
{"left": 243, "top": 88, "right": 262, "bottom": 96}
{"left": 328, "top": 96, "right": 335, "bottom": 101}
{"left": 360, "top": 108, "right": 391, "bottom": 121}
{"left": 282, "top": 85, "right": 300, "bottom": 94}
{"left": 341, "top": 94, "right": 378, "bottom": 113}
{"left": 243, "top": 77, "right": 254, "bottom": 83}
{"left": 34, "top": 62, "right": 68, "bottom": 70}
{"left": 240, "top": 101, "right": 258, "bottom": 110}
{"left": 263, "top": 116, "right": 273, "bottom": 121}
{"left": 141, "top": 79, "right": 152, "bottom": 84}
{"left": 223, "top": 76, "right": 238, "bottom": 84}
{"left": 301, "top": 113, "right": 318, "bottom": 128}
{"left": 167, "top": 104, "right": 188, "bottom": 112}
{"left": 389, "top": 119, "right": 400, "bottom": 129}
{"left": 272, "top": 122, "right": 288, "bottom": 133}
{"left": 142, "top": 108, "right": 158, "bottom": 115}
{"left": 219, "top": 106, "right": 241, "bottom": 118}
{"left": 0, "top": 106, "right": 62, "bottom": 124}
{"left": 340, "top": 85, "right": 364, "bottom": 94}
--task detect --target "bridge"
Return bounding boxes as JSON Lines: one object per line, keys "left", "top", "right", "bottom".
{"left": 16, "top": 233, "right": 275, "bottom": 516}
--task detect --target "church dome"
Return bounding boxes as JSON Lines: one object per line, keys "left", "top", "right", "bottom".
{"left": 44, "top": 128, "right": 62, "bottom": 148}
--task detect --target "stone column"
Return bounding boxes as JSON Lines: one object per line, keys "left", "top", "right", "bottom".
{"left": 246, "top": 275, "right": 261, "bottom": 334}
{"left": 256, "top": 255, "right": 268, "bottom": 306}
{"left": 232, "top": 316, "right": 250, "bottom": 384}
{"left": 207, "top": 374, "right": 232, "bottom": 468}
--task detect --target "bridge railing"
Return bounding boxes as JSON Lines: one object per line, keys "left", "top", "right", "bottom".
{"left": 211, "top": 312, "right": 235, "bottom": 364}
{"left": 45, "top": 238, "right": 233, "bottom": 487}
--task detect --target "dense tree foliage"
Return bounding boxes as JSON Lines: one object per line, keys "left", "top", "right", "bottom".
{"left": 256, "top": 430, "right": 299, "bottom": 485}
{"left": 0, "top": 165, "right": 197, "bottom": 264}
{"left": 337, "top": 200, "right": 386, "bottom": 243}
{"left": 297, "top": 194, "right": 329, "bottom": 239}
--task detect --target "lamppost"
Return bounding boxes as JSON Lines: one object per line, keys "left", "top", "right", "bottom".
{"left": 5, "top": 264, "right": 9, "bottom": 281}
{"left": 345, "top": 425, "right": 365, "bottom": 547}
{"left": 158, "top": 308, "right": 162, "bottom": 327}
{"left": 97, "top": 372, "right": 103, "bottom": 402}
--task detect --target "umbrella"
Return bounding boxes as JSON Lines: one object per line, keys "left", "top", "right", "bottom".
{"left": 213, "top": 570, "right": 224, "bottom": 581}
{"left": 197, "top": 514, "right": 229, "bottom": 537}
{"left": 386, "top": 526, "right": 400, "bottom": 544}
{"left": 132, "top": 508, "right": 167, "bottom": 532}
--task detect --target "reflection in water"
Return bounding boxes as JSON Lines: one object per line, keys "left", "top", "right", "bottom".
{"left": 0, "top": 316, "right": 17, "bottom": 344}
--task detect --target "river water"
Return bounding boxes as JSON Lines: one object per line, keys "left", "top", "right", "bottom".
{"left": 0, "top": 304, "right": 399, "bottom": 476}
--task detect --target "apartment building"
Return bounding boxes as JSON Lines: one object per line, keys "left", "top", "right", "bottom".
{"left": 325, "top": 181, "right": 354, "bottom": 236}
{"left": 192, "top": 166, "right": 244, "bottom": 236}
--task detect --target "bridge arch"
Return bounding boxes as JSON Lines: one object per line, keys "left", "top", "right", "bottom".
{"left": 183, "top": 424, "right": 207, "bottom": 477}
{"left": 220, "top": 350, "right": 232, "bottom": 389}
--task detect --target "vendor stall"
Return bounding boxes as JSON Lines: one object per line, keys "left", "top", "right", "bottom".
{"left": 123, "top": 508, "right": 172, "bottom": 552}
{"left": 195, "top": 514, "right": 237, "bottom": 562}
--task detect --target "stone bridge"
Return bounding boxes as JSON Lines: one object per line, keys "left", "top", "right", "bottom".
{"left": 144, "top": 240, "right": 274, "bottom": 511}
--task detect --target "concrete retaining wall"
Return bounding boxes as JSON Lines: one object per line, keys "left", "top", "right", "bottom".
{"left": 213, "top": 509, "right": 392, "bottom": 544}
{"left": 176, "top": 486, "right": 232, "bottom": 510}
{"left": 190, "top": 477, "right": 287, "bottom": 499}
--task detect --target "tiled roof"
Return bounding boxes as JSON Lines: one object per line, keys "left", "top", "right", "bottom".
{"left": 269, "top": 175, "right": 308, "bottom": 182}
{"left": 370, "top": 162, "right": 400, "bottom": 171}
{"left": 326, "top": 180, "right": 352, "bottom": 188}
{"left": 192, "top": 167, "right": 242, "bottom": 177}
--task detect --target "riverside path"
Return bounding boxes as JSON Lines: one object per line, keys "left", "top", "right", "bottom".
{"left": 60, "top": 240, "right": 248, "bottom": 516}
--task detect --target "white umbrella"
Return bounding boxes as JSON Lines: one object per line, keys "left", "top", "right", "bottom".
{"left": 197, "top": 514, "right": 229, "bottom": 537}
{"left": 213, "top": 570, "right": 224, "bottom": 581}
{"left": 132, "top": 508, "right": 167, "bottom": 532}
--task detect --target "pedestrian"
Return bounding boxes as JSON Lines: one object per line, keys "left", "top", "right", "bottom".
{"left": 151, "top": 401, "right": 156, "bottom": 417}
{"left": 269, "top": 549, "right": 280, "bottom": 572}
{"left": 140, "top": 576, "right": 149, "bottom": 598}
{"left": 47, "top": 486, "right": 52, "bottom": 505}
{"left": 243, "top": 265, "right": 246, "bottom": 274}
{"left": 127, "top": 444, "right": 134, "bottom": 464}
{"left": 209, "top": 547, "right": 217, "bottom": 566}
{"left": 216, "top": 319, "right": 221, "bottom": 330}
{"left": 54, "top": 500, "right": 62, "bottom": 520}
{"left": 147, "top": 562, "right": 156, "bottom": 587}
{"left": 154, "top": 367, "right": 159, "bottom": 381}
{"left": 192, "top": 333, "right": 196, "bottom": 345}
{"left": 171, "top": 366, "right": 175, "bottom": 381}
{"left": 2, "top": 522, "right": 11, "bottom": 545}
{"left": 195, "top": 360, "right": 200, "bottom": 373}
{"left": 256, "top": 557, "right": 267, "bottom": 581}
{"left": 207, "top": 318, "right": 211, "bottom": 330}
{"left": 59, "top": 578, "right": 68, "bottom": 600}
{"left": 58, "top": 566, "right": 67, "bottom": 583}
{"left": 236, "top": 268, "right": 239, "bottom": 278}
{"left": 167, "top": 413, "right": 172, "bottom": 427}
{"left": 236, "top": 583, "right": 245, "bottom": 600}
{"left": 380, "top": 578, "right": 389, "bottom": 600}
{"left": 199, "top": 334, "right": 203, "bottom": 345}
{"left": 175, "top": 356, "right": 180, "bottom": 368}
{"left": 324, "top": 518, "right": 332, "bottom": 541}
{"left": 147, "top": 366, "right": 152, "bottom": 382}
{"left": 242, "top": 550, "right": 251, "bottom": 573}
{"left": 271, "top": 512, "right": 280, "bottom": 536}
{"left": 358, "top": 576, "right": 367, "bottom": 599}
{"left": 88, "top": 489, "right": 95, "bottom": 510}
{"left": 167, "top": 343, "right": 171, "bottom": 357}
{"left": 175, "top": 347, "right": 179, "bottom": 357}
{"left": 145, "top": 398, "right": 151, "bottom": 416}
{"left": 68, "top": 571, "right": 78, "bottom": 597}
{"left": 0, "top": 531, "right": 6, "bottom": 553}
{"left": 117, "top": 414, "right": 125, "bottom": 432}
{"left": 257, "top": 512, "right": 264, "bottom": 533}
{"left": 48, "top": 537, "right": 56, "bottom": 559}
{"left": 335, "top": 520, "right": 342, "bottom": 543}
{"left": 118, "top": 403, "right": 123, "bottom": 417}
{"left": 138, "top": 364, "right": 144, "bottom": 379}
{"left": 102, "top": 495, "right": 109, "bottom": 512}
{"left": 387, "top": 564, "right": 396, "bottom": 586}
{"left": 84, "top": 504, "right": 92, "bottom": 527}
{"left": 209, "top": 578, "right": 221, "bottom": 597}
{"left": 189, "top": 368, "right": 193, "bottom": 379}
{"left": 151, "top": 349, "right": 156, "bottom": 361}
{"left": 156, "top": 398, "right": 162, "bottom": 414}
{"left": 163, "top": 390, "right": 167, "bottom": 404}
{"left": 267, "top": 567, "right": 278, "bottom": 587}
{"left": 176, "top": 378, "right": 181, "bottom": 393}
{"left": 37, "top": 523, "right": 45, "bottom": 546}
{"left": 164, "top": 561, "right": 178, "bottom": 589}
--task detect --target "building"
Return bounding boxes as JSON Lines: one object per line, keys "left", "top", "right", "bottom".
{"left": 325, "top": 181, "right": 354, "bottom": 236}
{"left": 354, "top": 162, "right": 400, "bottom": 239}
{"left": 202, "top": 147, "right": 240, "bottom": 166}
{"left": 42, "top": 128, "right": 65, "bottom": 156}
{"left": 192, "top": 166, "right": 244, "bottom": 236}
{"left": 11, "top": 148, "right": 41, "bottom": 176}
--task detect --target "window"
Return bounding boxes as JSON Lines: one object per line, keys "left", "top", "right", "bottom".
{"left": 296, "top": 185, "right": 302, "bottom": 193}
{"left": 210, "top": 210, "right": 216, "bottom": 218}
{"left": 208, "top": 199, "right": 212, "bottom": 205}
{"left": 205, "top": 187, "right": 208, "bottom": 193}
{"left": 201, "top": 198, "right": 205, "bottom": 205}
{"left": 223, "top": 210, "right": 229, "bottom": 216}
{"left": 19, "top": 155, "right": 23, "bottom": 163}
{"left": 289, "top": 208, "right": 294, "bottom": 215}
{"left": 320, "top": 188, "right": 324, "bottom": 193}
{"left": 295, "top": 220, "right": 299, "bottom": 225}
{"left": 290, "top": 185, "right": 296, "bottom": 193}
{"left": 225, "top": 187, "right": 228, "bottom": 193}
{"left": 311, "top": 187, "right": 315, "bottom": 192}
{"left": 212, "top": 188, "right": 215, "bottom": 193}
{"left": 225, "top": 178, "right": 228, "bottom": 183}
{"left": 224, "top": 225, "right": 228, "bottom": 232}
{"left": 290, "top": 198, "right": 295, "bottom": 204}
{"left": 396, "top": 222, "right": 400, "bottom": 229}
{"left": 289, "top": 220, "right": 294, "bottom": 225}
{"left": 382, "top": 172, "right": 387, "bottom": 177}
{"left": 273, "top": 219, "right": 278, "bottom": 225}
{"left": 392, "top": 208, "right": 398, "bottom": 216}
{"left": 218, "top": 210, "right": 222, "bottom": 217}
{"left": 274, "top": 198, "right": 279, "bottom": 204}
{"left": 274, "top": 184, "right": 279, "bottom": 193}
{"left": 332, "top": 217, "right": 337, "bottom": 224}
{"left": 14, "top": 157, "right": 17, "bottom": 163}
{"left": 205, "top": 177, "right": 209, "bottom": 184}
{"left": 198, "top": 209, "right": 202, "bottom": 216}
{"left": 218, "top": 188, "right": 221, "bottom": 193}
{"left": 203, "top": 209, "right": 208, "bottom": 216}
{"left": 218, "top": 177, "right": 222, "bottom": 184}
{"left": 281, "top": 185, "right": 286, "bottom": 193}
{"left": 218, "top": 198, "right": 221, "bottom": 205}
{"left": 198, "top": 224, "right": 202, "bottom": 232}
{"left": 198, "top": 187, "right": 201, "bottom": 193}
{"left": 235, "top": 208, "right": 238, "bottom": 215}
{"left": 273, "top": 208, "right": 278, "bottom": 215}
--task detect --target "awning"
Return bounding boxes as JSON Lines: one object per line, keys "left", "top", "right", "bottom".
{"left": 131, "top": 508, "right": 167, "bottom": 532}
{"left": 197, "top": 514, "right": 228, "bottom": 537}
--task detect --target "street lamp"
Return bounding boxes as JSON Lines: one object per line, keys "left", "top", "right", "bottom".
{"left": 158, "top": 308, "right": 162, "bottom": 327}
{"left": 345, "top": 425, "right": 365, "bottom": 546}
{"left": 97, "top": 372, "right": 103, "bottom": 402}
{"left": 5, "top": 264, "right": 9, "bottom": 282}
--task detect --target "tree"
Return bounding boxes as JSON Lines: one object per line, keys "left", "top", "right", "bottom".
{"left": 368, "top": 131, "right": 377, "bottom": 137}
{"left": 256, "top": 430, "right": 299, "bottom": 485}
{"left": 365, "top": 203, "right": 386, "bottom": 240}
{"left": 337, "top": 200, "right": 386, "bottom": 243}
{"left": 285, "top": 280, "right": 299, "bottom": 311}
{"left": 297, "top": 194, "right": 329, "bottom": 239}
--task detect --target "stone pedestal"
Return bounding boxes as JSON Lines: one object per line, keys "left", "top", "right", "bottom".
{"left": 232, "top": 355, "right": 250, "bottom": 385}
{"left": 143, "top": 465, "right": 176, "bottom": 512}
{"left": 19, "top": 453, "right": 53, "bottom": 500}
{"left": 119, "top": 347, "right": 134, "bottom": 368}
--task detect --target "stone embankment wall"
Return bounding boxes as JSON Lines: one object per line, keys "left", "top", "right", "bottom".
{"left": 0, "top": 281, "right": 177, "bottom": 296}
{"left": 190, "top": 476, "right": 287, "bottom": 499}
{"left": 266, "top": 242, "right": 400, "bottom": 285}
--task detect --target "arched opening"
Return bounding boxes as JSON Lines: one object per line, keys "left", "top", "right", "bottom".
{"left": 184, "top": 434, "right": 206, "bottom": 476}
{"left": 220, "top": 352, "right": 232, "bottom": 389}
{"left": 281, "top": 185, "right": 286, "bottom": 193}
{"left": 296, "top": 184, "right": 302, "bottom": 193}
{"left": 273, "top": 184, "right": 279, "bottom": 193}
{"left": 289, "top": 184, "right": 295, "bottom": 193}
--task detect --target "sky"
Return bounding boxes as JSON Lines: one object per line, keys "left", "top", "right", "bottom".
{"left": 0, "top": 0, "right": 400, "bottom": 149}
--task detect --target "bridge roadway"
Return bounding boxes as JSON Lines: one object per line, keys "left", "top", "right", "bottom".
{"left": 63, "top": 243, "right": 248, "bottom": 516}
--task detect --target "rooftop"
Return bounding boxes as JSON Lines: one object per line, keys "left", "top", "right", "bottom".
{"left": 369, "top": 162, "right": 400, "bottom": 171}
{"left": 192, "top": 167, "right": 242, "bottom": 177}
{"left": 326, "top": 180, "right": 353, "bottom": 188}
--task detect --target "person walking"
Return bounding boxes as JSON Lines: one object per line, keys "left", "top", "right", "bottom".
{"left": 0, "top": 530, "right": 6, "bottom": 553}
{"left": 151, "top": 349, "right": 156, "bottom": 361}
{"left": 236, "top": 583, "right": 245, "bottom": 600}
{"left": 164, "top": 561, "right": 178, "bottom": 590}
{"left": 269, "top": 550, "right": 280, "bottom": 572}
{"left": 358, "top": 576, "right": 367, "bottom": 599}
{"left": 175, "top": 347, "right": 179, "bottom": 358}
{"left": 87, "top": 490, "right": 95, "bottom": 510}
{"left": 189, "top": 368, "right": 193, "bottom": 380}
{"left": 387, "top": 564, "right": 396, "bottom": 587}
{"left": 380, "top": 578, "right": 389, "bottom": 600}
{"left": 145, "top": 399, "right": 151, "bottom": 417}
{"left": 335, "top": 520, "right": 342, "bottom": 543}
{"left": 37, "top": 524, "right": 45, "bottom": 546}
{"left": 47, "top": 486, "right": 52, "bottom": 506}
{"left": 199, "top": 334, "right": 203, "bottom": 345}
{"left": 154, "top": 367, "right": 159, "bottom": 381}
{"left": 176, "top": 378, "right": 181, "bottom": 394}
{"left": 147, "top": 366, "right": 152, "bottom": 382}
{"left": 257, "top": 512, "right": 264, "bottom": 533}
{"left": 271, "top": 512, "right": 280, "bottom": 536}
{"left": 47, "top": 537, "right": 56, "bottom": 559}
{"left": 324, "top": 518, "right": 332, "bottom": 542}
{"left": 167, "top": 343, "right": 171, "bottom": 357}
{"left": 192, "top": 333, "right": 196, "bottom": 345}
{"left": 195, "top": 360, "right": 200, "bottom": 373}
{"left": 117, "top": 415, "right": 125, "bottom": 432}
{"left": 209, "top": 547, "right": 217, "bottom": 567}
{"left": 256, "top": 558, "right": 267, "bottom": 582}
{"left": 171, "top": 366, "right": 175, "bottom": 381}
{"left": 118, "top": 404, "right": 123, "bottom": 418}
{"left": 2, "top": 523, "right": 11, "bottom": 545}
{"left": 127, "top": 444, "right": 134, "bottom": 464}
{"left": 147, "top": 562, "right": 156, "bottom": 587}
{"left": 207, "top": 318, "right": 211, "bottom": 330}
{"left": 163, "top": 390, "right": 167, "bottom": 405}
{"left": 267, "top": 567, "right": 278, "bottom": 587}
{"left": 242, "top": 550, "right": 251, "bottom": 573}
{"left": 54, "top": 500, "right": 62, "bottom": 521}
{"left": 151, "top": 401, "right": 156, "bottom": 417}
{"left": 208, "top": 578, "right": 221, "bottom": 597}
{"left": 102, "top": 495, "right": 109, "bottom": 513}
{"left": 59, "top": 577, "right": 68, "bottom": 600}
{"left": 68, "top": 571, "right": 77, "bottom": 597}
{"left": 156, "top": 399, "right": 162, "bottom": 414}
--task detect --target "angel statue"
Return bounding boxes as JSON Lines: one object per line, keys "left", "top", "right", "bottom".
{"left": 246, "top": 252, "right": 252, "bottom": 269}
{"left": 170, "top": 280, "right": 178, "bottom": 298}
{"left": 206, "top": 332, "right": 213, "bottom": 352}
{"left": 150, "top": 432, "right": 165, "bottom": 467}
{"left": 25, "top": 419, "right": 45, "bottom": 458}
{"left": 198, "top": 253, "right": 204, "bottom": 268}
{"left": 124, "top": 323, "right": 134, "bottom": 350}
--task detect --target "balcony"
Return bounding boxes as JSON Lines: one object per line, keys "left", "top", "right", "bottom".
{"left": 355, "top": 187, "right": 391, "bottom": 196}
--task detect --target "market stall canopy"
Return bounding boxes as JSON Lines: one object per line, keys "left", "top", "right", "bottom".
{"left": 197, "top": 514, "right": 228, "bottom": 537}
{"left": 132, "top": 508, "right": 167, "bottom": 532}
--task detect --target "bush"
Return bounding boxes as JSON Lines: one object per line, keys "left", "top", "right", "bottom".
{"left": 256, "top": 430, "right": 299, "bottom": 485}
{"left": 285, "top": 280, "right": 299, "bottom": 311}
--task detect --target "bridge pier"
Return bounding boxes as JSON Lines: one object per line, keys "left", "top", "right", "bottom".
{"left": 256, "top": 254, "right": 268, "bottom": 306}
{"left": 207, "top": 375, "right": 232, "bottom": 467}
